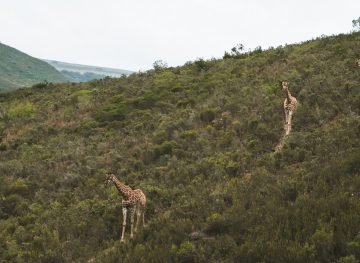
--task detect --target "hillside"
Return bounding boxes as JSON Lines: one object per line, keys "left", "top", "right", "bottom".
{"left": 0, "top": 32, "right": 360, "bottom": 263}
{"left": 0, "top": 43, "right": 68, "bottom": 92}
{"left": 43, "top": 59, "right": 134, "bottom": 82}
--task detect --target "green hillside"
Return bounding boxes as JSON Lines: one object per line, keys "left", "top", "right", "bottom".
{"left": 0, "top": 32, "right": 360, "bottom": 263}
{"left": 0, "top": 43, "right": 68, "bottom": 92}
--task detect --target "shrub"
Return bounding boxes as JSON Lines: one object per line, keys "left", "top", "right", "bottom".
{"left": 337, "top": 255, "right": 357, "bottom": 263}
{"left": 346, "top": 232, "right": 360, "bottom": 259}
{"left": 200, "top": 109, "right": 216, "bottom": 124}
{"left": 95, "top": 94, "right": 127, "bottom": 122}
{"left": 175, "top": 241, "right": 198, "bottom": 263}
{"left": 8, "top": 102, "right": 35, "bottom": 119}
{"left": 153, "top": 140, "right": 179, "bottom": 158}
{"left": 8, "top": 179, "right": 29, "bottom": 197}
{"left": 311, "top": 228, "right": 335, "bottom": 263}
{"left": 205, "top": 213, "right": 227, "bottom": 234}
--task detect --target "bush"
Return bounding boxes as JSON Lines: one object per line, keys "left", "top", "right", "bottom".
{"left": 205, "top": 213, "right": 227, "bottom": 234}
{"left": 8, "top": 102, "right": 35, "bottom": 119}
{"left": 346, "top": 232, "right": 360, "bottom": 260}
{"left": 95, "top": 94, "right": 127, "bottom": 122}
{"left": 311, "top": 228, "right": 335, "bottom": 263}
{"left": 337, "top": 255, "right": 358, "bottom": 263}
{"left": 200, "top": 109, "right": 216, "bottom": 124}
{"left": 175, "top": 241, "right": 198, "bottom": 263}
{"left": 153, "top": 140, "right": 179, "bottom": 158}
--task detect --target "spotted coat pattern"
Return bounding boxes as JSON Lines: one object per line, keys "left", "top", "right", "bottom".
{"left": 282, "top": 81, "right": 298, "bottom": 136}
{"left": 105, "top": 173, "right": 146, "bottom": 242}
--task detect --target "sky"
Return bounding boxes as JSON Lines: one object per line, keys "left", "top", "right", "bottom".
{"left": 1, "top": 0, "right": 359, "bottom": 71}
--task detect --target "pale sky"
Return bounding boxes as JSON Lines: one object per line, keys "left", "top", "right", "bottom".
{"left": 1, "top": 0, "right": 359, "bottom": 71}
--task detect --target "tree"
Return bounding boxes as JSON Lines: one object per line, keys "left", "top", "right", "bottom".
{"left": 352, "top": 17, "right": 360, "bottom": 31}
{"left": 223, "top": 43, "right": 245, "bottom": 59}
{"left": 153, "top": 60, "right": 168, "bottom": 72}
{"left": 231, "top": 43, "right": 244, "bottom": 55}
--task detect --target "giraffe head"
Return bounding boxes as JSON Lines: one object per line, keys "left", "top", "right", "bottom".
{"left": 105, "top": 173, "right": 115, "bottom": 186}
{"left": 282, "top": 81, "right": 289, "bottom": 91}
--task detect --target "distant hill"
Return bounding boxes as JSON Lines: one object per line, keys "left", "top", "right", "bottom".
{"left": 43, "top": 59, "right": 134, "bottom": 82}
{"left": 0, "top": 43, "right": 68, "bottom": 92}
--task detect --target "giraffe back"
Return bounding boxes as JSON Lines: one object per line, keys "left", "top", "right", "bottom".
{"left": 133, "top": 189, "right": 146, "bottom": 207}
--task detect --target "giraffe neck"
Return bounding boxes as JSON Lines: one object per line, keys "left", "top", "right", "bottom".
{"left": 285, "top": 88, "right": 292, "bottom": 102}
{"left": 111, "top": 176, "right": 132, "bottom": 199}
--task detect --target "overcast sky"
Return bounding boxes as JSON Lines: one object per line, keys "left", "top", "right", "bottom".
{"left": 1, "top": 0, "right": 359, "bottom": 71}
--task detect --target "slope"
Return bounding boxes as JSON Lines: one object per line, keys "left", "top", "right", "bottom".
{"left": 0, "top": 32, "right": 360, "bottom": 263}
{"left": 0, "top": 43, "right": 68, "bottom": 92}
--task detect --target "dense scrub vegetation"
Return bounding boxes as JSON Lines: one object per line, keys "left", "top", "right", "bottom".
{"left": 0, "top": 32, "right": 360, "bottom": 262}
{"left": 0, "top": 43, "right": 68, "bottom": 92}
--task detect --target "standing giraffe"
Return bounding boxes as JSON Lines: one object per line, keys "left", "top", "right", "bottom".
{"left": 282, "top": 81, "right": 298, "bottom": 136}
{"left": 105, "top": 173, "right": 146, "bottom": 242}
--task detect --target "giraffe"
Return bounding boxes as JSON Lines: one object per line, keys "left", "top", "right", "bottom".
{"left": 282, "top": 81, "right": 298, "bottom": 136}
{"left": 105, "top": 173, "right": 146, "bottom": 242}
{"left": 356, "top": 58, "right": 360, "bottom": 67}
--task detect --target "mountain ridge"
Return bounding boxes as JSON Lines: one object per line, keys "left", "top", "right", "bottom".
{"left": 0, "top": 42, "right": 69, "bottom": 91}
{"left": 43, "top": 59, "right": 134, "bottom": 82}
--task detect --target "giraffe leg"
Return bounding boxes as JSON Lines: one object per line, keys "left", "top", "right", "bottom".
{"left": 135, "top": 205, "right": 141, "bottom": 233}
{"left": 130, "top": 207, "right": 135, "bottom": 239}
{"left": 284, "top": 111, "right": 289, "bottom": 136}
{"left": 287, "top": 111, "right": 293, "bottom": 135}
{"left": 142, "top": 206, "right": 146, "bottom": 227}
{"left": 120, "top": 207, "right": 127, "bottom": 242}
